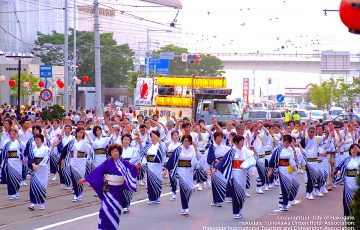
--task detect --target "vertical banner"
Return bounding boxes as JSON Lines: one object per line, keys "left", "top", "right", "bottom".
{"left": 243, "top": 78, "right": 249, "bottom": 104}
{"left": 135, "top": 78, "right": 153, "bottom": 105}
{"left": 152, "top": 78, "right": 158, "bottom": 106}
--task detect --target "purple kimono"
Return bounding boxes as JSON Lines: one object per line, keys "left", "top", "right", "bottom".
{"left": 86, "top": 158, "right": 139, "bottom": 230}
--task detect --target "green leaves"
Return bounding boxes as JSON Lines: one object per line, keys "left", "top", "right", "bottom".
{"left": 308, "top": 78, "right": 359, "bottom": 109}
{"left": 10, "top": 72, "right": 42, "bottom": 98}
{"left": 153, "top": 44, "right": 225, "bottom": 76}
{"left": 33, "top": 29, "right": 134, "bottom": 88}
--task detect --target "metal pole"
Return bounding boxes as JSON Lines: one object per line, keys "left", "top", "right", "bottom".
{"left": 64, "top": 0, "right": 69, "bottom": 113}
{"left": 146, "top": 29, "right": 150, "bottom": 78}
{"left": 17, "top": 59, "right": 21, "bottom": 118}
{"left": 94, "top": 0, "right": 102, "bottom": 116}
{"left": 252, "top": 70, "right": 255, "bottom": 104}
{"left": 73, "top": 0, "right": 77, "bottom": 111}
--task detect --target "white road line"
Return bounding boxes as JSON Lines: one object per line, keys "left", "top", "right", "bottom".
{"left": 34, "top": 191, "right": 177, "bottom": 230}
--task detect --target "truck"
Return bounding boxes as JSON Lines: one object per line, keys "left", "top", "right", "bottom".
{"left": 133, "top": 76, "right": 241, "bottom": 125}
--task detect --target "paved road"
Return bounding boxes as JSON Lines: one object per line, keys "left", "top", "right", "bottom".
{"left": 0, "top": 174, "right": 349, "bottom": 230}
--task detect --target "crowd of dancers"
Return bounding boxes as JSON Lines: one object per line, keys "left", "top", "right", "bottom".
{"left": 0, "top": 107, "right": 359, "bottom": 230}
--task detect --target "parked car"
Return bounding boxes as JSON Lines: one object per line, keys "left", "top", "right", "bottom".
{"left": 242, "top": 110, "right": 270, "bottom": 122}
{"left": 291, "top": 109, "right": 309, "bottom": 122}
{"left": 270, "top": 111, "right": 283, "bottom": 123}
{"left": 329, "top": 107, "right": 344, "bottom": 119}
{"left": 326, "top": 113, "right": 360, "bottom": 126}
{"left": 309, "top": 110, "right": 325, "bottom": 122}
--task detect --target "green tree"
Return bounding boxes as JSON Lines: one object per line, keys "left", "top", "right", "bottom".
{"left": 33, "top": 29, "right": 134, "bottom": 88}
{"left": 40, "top": 105, "right": 66, "bottom": 120}
{"left": 10, "top": 73, "right": 42, "bottom": 103}
{"left": 152, "top": 44, "right": 225, "bottom": 76}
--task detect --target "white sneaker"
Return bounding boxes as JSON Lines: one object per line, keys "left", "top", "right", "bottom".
{"left": 306, "top": 193, "right": 310, "bottom": 199}
{"left": 264, "top": 185, "right": 269, "bottom": 191}
{"left": 234, "top": 213, "right": 242, "bottom": 219}
{"left": 307, "top": 193, "right": 314, "bottom": 200}
{"left": 321, "top": 187, "right": 328, "bottom": 194}
{"left": 197, "top": 183, "right": 203, "bottom": 191}
{"left": 65, "top": 186, "right": 72, "bottom": 190}
{"left": 227, "top": 198, "right": 232, "bottom": 203}
{"left": 123, "top": 207, "right": 130, "bottom": 214}
{"left": 245, "top": 192, "right": 251, "bottom": 197}
{"left": 315, "top": 189, "right": 324, "bottom": 197}
{"left": 77, "top": 195, "right": 82, "bottom": 201}
{"left": 256, "top": 187, "right": 264, "bottom": 194}
{"left": 170, "top": 193, "right": 176, "bottom": 201}
{"left": 28, "top": 204, "right": 35, "bottom": 210}
{"left": 52, "top": 175, "right": 57, "bottom": 181}
{"left": 72, "top": 195, "right": 78, "bottom": 202}
{"left": 21, "top": 181, "right": 27, "bottom": 186}
{"left": 275, "top": 180, "right": 279, "bottom": 186}
{"left": 139, "top": 181, "right": 145, "bottom": 186}
{"left": 181, "top": 209, "right": 189, "bottom": 216}
{"left": 268, "top": 183, "right": 275, "bottom": 189}
{"left": 39, "top": 204, "right": 45, "bottom": 210}
{"left": 279, "top": 205, "right": 288, "bottom": 211}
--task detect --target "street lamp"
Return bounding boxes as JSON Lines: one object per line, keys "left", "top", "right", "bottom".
{"left": 5, "top": 52, "right": 34, "bottom": 118}
{"left": 146, "top": 29, "right": 173, "bottom": 78}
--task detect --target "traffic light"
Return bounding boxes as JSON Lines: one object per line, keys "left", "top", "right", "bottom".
{"left": 187, "top": 53, "right": 202, "bottom": 65}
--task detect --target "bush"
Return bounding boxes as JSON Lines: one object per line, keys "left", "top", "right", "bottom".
{"left": 40, "top": 105, "right": 66, "bottom": 121}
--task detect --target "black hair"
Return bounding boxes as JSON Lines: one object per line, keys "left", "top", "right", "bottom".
{"left": 349, "top": 144, "right": 360, "bottom": 156}
{"left": 181, "top": 134, "right": 193, "bottom": 143}
{"left": 139, "top": 124, "right": 146, "bottom": 129}
{"left": 137, "top": 114, "right": 144, "bottom": 119}
{"left": 93, "top": 126, "right": 102, "bottom": 137}
{"left": 233, "top": 135, "right": 245, "bottom": 145}
{"left": 214, "top": 131, "right": 224, "bottom": 140}
{"left": 75, "top": 127, "right": 85, "bottom": 139}
{"left": 77, "top": 120, "right": 85, "bottom": 125}
{"left": 34, "top": 134, "right": 45, "bottom": 143}
{"left": 151, "top": 130, "right": 161, "bottom": 138}
{"left": 32, "top": 125, "right": 42, "bottom": 134}
{"left": 121, "top": 133, "right": 132, "bottom": 142}
{"left": 171, "top": 130, "right": 179, "bottom": 137}
{"left": 283, "top": 134, "right": 293, "bottom": 143}
{"left": 4, "top": 118, "right": 12, "bottom": 126}
{"left": 182, "top": 123, "right": 191, "bottom": 129}
{"left": 316, "top": 125, "right": 325, "bottom": 131}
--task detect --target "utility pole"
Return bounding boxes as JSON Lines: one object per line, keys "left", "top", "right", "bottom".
{"left": 94, "top": 0, "right": 102, "bottom": 116}
{"left": 252, "top": 70, "right": 256, "bottom": 103}
{"left": 64, "top": 0, "right": 69, "bottom": 113}
{"left": 146, "top": 29, "right": 150, "bottom": 78}
{"left": 73, "top": 0, "right": 77, "bottom": 111}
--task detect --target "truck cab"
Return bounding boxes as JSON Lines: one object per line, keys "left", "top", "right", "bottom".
{"left": 194, "top": 88, "right": 241, "bottom": 124}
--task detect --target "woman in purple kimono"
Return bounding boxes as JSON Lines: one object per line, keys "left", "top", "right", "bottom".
{"left": 78, "top": 144, "right": 140, "bottom": 230}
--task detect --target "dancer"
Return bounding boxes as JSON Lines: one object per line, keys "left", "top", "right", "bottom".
{"left": 28, "top": 134, "right": 50, "bottom": 210}
{"left": 78, "top": 144, "right": 140, "bottom": 230}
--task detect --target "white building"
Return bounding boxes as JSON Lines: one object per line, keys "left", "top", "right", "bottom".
{"left": 0, "top": 0, "right": 182, "bottom": 53}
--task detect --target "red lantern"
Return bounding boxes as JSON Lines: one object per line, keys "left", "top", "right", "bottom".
{"left": 155, "top": 108, "right": 159, "bottom": 116}
{"left": 38, "top": 81, "right": 45, "bottom": 88}
{"left": 340, "top": 0, "right": 360, "bottom": 34}
{"left": 58, "top": 82, "right": 64, "bottom": 89}
{"left": 179, "top": 110, "right": 182, "bottom": 118}
{"left": 345, "top": 0, "right": 360, "bottom": 8}
{"left": 82, "top": 75, "right": 89, "bottom": 83}
{"left": 132, "top": 110, "right": 136, "bottom": 117}
{"left": 9, "top": 79, "right": 16, "bottom": 87}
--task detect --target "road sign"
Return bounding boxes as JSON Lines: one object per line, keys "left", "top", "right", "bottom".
{"left": 181, "top": 53, "right": 188, "bottom": 62}
{"left": 159, "top": 52, "right": 174, "bottom": 60}
{"left": 40, "top": 89, "right": 53, "bottom": 102}
{"left": 39, "top": 65, "right": 52, "bottom": 78}
{"left": 276, "top": 94, "right": 285, "bottom": 102}
{"left": 145, "top": 58, "right": 169, "bottom": 75}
